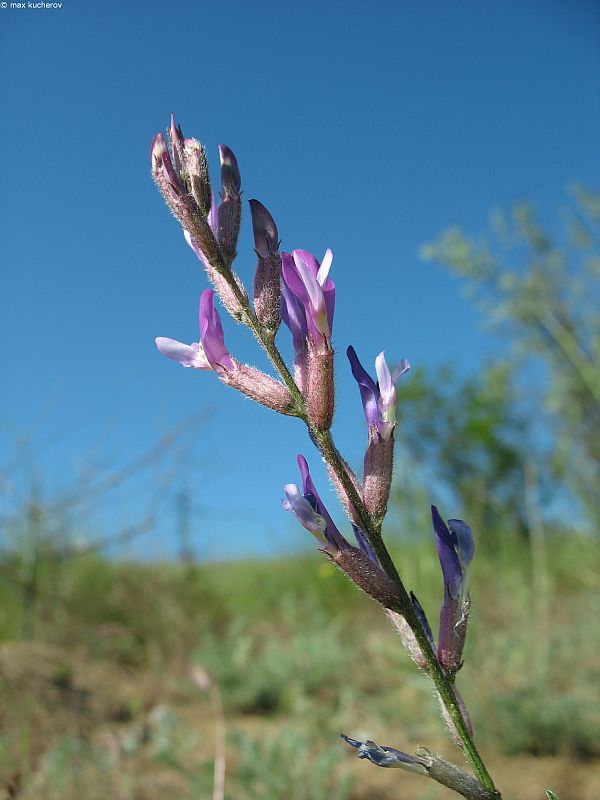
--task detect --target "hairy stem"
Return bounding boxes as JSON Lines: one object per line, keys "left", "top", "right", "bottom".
{"left": 211, "top": 260, "right": 500, "bottom": 797}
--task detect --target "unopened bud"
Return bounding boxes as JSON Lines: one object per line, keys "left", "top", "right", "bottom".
{"left": 219, "top": 144, "right": 241, "bottom": 197}
{"left": 306, "top": 344, "right": 334, "bottom": 431}
{"left": 249, "top": 199, "right": 278, "bottom": 258}
{"left": 217, "top": 145, "right": 242, "bottom": 264}
{"left": 363, "top": 431, "right": 394, "bottom": 523}
{"left": 184, "top": 138, "right": 212, "bottom": 217}
{"left": 168, "top": 113, "right": 185, "bottom": 175}
{"left": 250, "top": 200, "right": 281, "bottom": 330}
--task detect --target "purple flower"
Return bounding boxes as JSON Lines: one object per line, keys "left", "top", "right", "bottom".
{"left": 282, "top": 455, "right": 347, "bottom": 552}
{"left": 340, "top": 734, "right": 428, "bottom": 773}
{"left": 283, "top": 457, "right": 378, "bottom": 564}
{"left": 431, "top": 505, "right": 474, "bottom": 672}
{"left": 155, "top": 289, "right": 234, "bottom": 374}
{"left": 347, "top": 346, "right": 409, "bottom": 440}
{"left": 283, "top": 457, "right": 401, "bottom": 609}
{"left": 431, "top": 506, "right": 474, "bottom": 602}
{"left": 281, "top": 249, "right": 335, "bottom": 351}
{"left": 280, "top": 269, "right": 309, "bottom": 359}
{"left": 249, "top": 199, "right": 279, "bottom": 259}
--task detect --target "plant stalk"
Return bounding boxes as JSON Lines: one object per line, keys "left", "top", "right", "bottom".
{"left": 212, "top": 258, "right": 500, "bottom": 797}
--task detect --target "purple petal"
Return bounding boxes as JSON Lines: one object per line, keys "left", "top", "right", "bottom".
{"left": 208, "top": 192, "right": 218, "bottom": 233}
{"left": 448, "top": 519, "right": 475, "bottom": 570}
{"left": 296, "top": 454, "right": 347, "bottom": 551}
{"left": 249, "top": 199, "right": 278, "bottom": 258}
{"left": 184, "top": 229, "right": 211, "bottom": 270}
{"left": 351, "top": 523, "right": 380, "bottom": 566}
{"left": 347, "top": 346, "right": 381, "bottom": 429}
{"left": 282, "top": 484, "right": 327, "bottom": 539}
{"left": 431, "top": 505, "right": 463, "bottom": 600}
{"left": 340, "top": 735, "right": 427, "bottom": 772}
{"left": 281, "top": 255, "right": 308, "bottom": 356}
{"left": 155, "top": 337, "right": 210, "bottom": 370}
{"left": 219, "top": 144, "right": 241, "bottom": 197}
{"left": 169, "top": 113, "right": 185, "bottom": 174}
{"left": 161, "top": 150, "right": 184, "bottom": 195}
{"left": 281, "top": 250, "right": 333, "bottom": 342}
{"left": 151, "top": 132, "right": 167, "bottom": 169}
{"left": 292, "top": 250, "right": 330, "bottom": 337}
{"left": 199, "top": 290, "right": 234, "bottom": 372}
{"left": 318, "top": 249, "right": 336, "bottom": 336}
{"left": 391, "top": 358, "right": 411, "bottom": 383}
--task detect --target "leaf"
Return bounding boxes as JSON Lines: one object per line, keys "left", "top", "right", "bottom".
{"left": 546, "top": 791, "right": 559, "bottom": 800}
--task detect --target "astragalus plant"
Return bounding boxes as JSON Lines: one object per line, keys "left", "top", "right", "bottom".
{"left": 150, "top": 114, "right": 507, "bottom": 799}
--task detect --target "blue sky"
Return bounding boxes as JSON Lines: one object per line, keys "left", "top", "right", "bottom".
{"left": 1, "top": 0, "right": 599, "bottom": 559}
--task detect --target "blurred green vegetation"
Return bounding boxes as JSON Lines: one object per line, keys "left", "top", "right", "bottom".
{"left": 2, "top": 188, "right": 600, "bottom": 798}
{"left": 421, "top": 184, "right": 600, "bottom": 530}
{"left": 1, "top": 528, "right": 599, "bottom": 799}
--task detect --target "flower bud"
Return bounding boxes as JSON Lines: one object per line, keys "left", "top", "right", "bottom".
{"left": 217, "top": 145, "right": 242, "bottom": 265}
{"left": 432, "top": 507, "right": 475, "bottom": 674}
{"left": 250, "top": 199, "right": 281, "bottom": 331}
{"left": 184, "top": 138, "right": 212, "bottom": 217}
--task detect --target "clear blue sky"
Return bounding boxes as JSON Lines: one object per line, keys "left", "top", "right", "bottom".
{"left": 1, "top": 0, "right": 599, "bottom": 559}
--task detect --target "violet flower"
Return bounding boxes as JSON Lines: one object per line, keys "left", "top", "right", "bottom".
{"left": 432, "top": 506, "right": 474, "bottom": 603}
{"left": 280, "top": 249, "right": 336, "bottom": 429}
{"left": 156, "top": 289, "right": 234, "bottom": 375}
{"left": 280, "top": 271, "right": 309, "bottom": 364}
{"left": 283, "top": 456, "right": 400, "bottom": 610}
{"left": 431, "top": 505, "right": 475, "bottom": 672}
{"left": 340, "top": 735, "right": 428, "bottom": 773}
{"left": 282, "top": 454, "right": 347, "bottom": 552}
{"left": 347, "top": 345, "right": 409, "bottom": 520}
{"left": 281, "top": 249, "right": 335, "bottom": 352}
{"left": 347, "top": 346, "right": 409, "bottom": 441}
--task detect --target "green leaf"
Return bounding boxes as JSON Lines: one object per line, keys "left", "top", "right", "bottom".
{"left": 546, "top": 791, "right": 559, "bottom": 800}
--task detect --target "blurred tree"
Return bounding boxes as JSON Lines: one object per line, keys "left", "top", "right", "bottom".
{"left": 420, "top": 185, "right": 600, "bottom": 530}
{"left": 394, "top": 362, "right": 536, "bottom": 539}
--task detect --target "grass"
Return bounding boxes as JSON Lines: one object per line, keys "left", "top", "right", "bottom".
{"left": 0, "top": 530, "right": 599, "bottom": 798}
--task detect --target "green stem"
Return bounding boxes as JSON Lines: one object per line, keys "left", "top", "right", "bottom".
{"left": 211, "top": 258, "right": 500, "bottom": 797}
